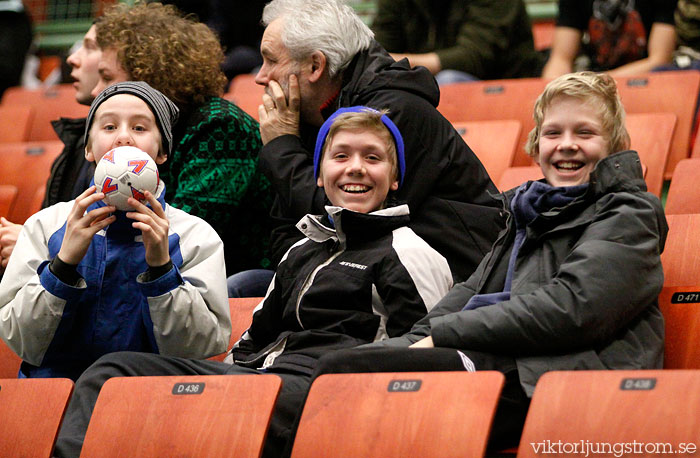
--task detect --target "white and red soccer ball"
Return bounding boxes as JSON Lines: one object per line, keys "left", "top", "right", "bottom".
{"left": 93, "top": 146, "right": 159, "bottom": 211}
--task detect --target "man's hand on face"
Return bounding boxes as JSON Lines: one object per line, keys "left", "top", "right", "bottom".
{"left": 258, "top": 74, "right": 301, "bottom": 144}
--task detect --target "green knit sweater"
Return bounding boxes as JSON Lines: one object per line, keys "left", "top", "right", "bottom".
{"left": 162, "top": 97, "right": 273, "bottom": 275}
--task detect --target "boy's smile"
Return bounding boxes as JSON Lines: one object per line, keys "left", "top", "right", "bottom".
{"left": 535, "top": 95, "right": 609, "bottom": 187}
{"left": 317, "top": 129, "right": 398, "bottom": 214}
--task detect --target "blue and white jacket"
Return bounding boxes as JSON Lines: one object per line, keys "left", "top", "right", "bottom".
{"left": 0, "top": 183, "right": 230, "bottom": 380}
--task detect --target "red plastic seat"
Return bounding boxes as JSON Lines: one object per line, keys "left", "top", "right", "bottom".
{"left": 81, "top": 374, "right": 282, "bottom": 458}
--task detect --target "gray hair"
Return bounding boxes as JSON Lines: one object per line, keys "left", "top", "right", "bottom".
{"left": 262, "top": 0, "right": 374, "bottom": 78}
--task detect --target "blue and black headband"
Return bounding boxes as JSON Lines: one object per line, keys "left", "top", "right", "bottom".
{"left": 313, "top": 106, "right": 406, "bottom": 187}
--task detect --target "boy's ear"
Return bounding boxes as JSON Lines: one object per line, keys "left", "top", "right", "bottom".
{"left": 155, "top": 151, "right": 168, "bottom": 165}
{"left": 316, "top": 175, "right": 324, "bottom": 188}
{"left": 308, "top": 51, "right": 327, "bottom": 83}
{"left": 85, "top": 145, "right": 95, "bottom": 163}
{"left": 390, "top": 180, "right": 399, "bottom": 191}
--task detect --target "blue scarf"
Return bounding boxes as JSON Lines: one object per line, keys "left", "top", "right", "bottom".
{"left": 462, "top": 181, "right": 588, "bottom": 311}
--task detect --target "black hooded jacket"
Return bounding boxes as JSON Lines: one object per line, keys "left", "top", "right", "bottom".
{"left": 259, "top": 40, "right": 504, "bottom": 282}
{"left": 44, "top": 117, "right": 93, "bottom": 208}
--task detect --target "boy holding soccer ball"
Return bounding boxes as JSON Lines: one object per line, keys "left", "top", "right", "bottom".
{"left": 0, "top": 81, "right": 230, "bottom": 381}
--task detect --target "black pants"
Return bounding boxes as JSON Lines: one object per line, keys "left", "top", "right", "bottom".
{"left": 53, "top": 352, "right": 310, "bottom": 458}
{"left": 311, "top": 346, "right": 531, "bottom": 450}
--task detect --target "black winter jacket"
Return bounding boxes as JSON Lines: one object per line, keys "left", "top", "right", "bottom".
{"left": 259, "top": 40, "right": 504, "bottom": 282}
{"left": 230, "top": 205, "right": 452, "bottom": 375}
{"left": 376, "top": 151, "right": 668, "bottom": 396}
{"left": 44, "top": 117, "right": 93, "bottom": 208}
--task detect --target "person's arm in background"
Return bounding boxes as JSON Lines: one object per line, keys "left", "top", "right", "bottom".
{"left": 609, "top": 22, "right": 677, "bottom": 76}
{"left": 376, "top": 0, "right": 536, "bottom": 79}
{"left": 389, "top": 52, "right": 442, "bottom": 74}
{"left": 541, "top": 26, "right": 581, "bottom": 78}
{"left": 373, "top": 0, "right": 441, "bottom": 75}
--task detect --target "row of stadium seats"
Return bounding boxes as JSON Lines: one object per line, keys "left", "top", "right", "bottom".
{"left": 1, "top": 367, "right": 699, "bottom": 457}
{"left": 0, "top": 84, "right": 88, "bottom": 143}
{"left": 0, "top": 183, "right": 698, "bottom": 456}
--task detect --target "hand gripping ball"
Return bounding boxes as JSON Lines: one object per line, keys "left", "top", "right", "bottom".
{"left": 93, "top": 146, "right": 159, "bottom": 211}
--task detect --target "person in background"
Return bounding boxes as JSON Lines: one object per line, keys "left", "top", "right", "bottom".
{"left": 542, "top": 0, "right": 677, "bottom": 78}
{"left": 655, "top": 0, "right": 700, "bottom": 70}
{"left": 207, "top": 0, "right": 266, "bottom": 81}
{"left": 0, "top": 0, "right": 32, "bottom": 97}
{"left": 372, "top": 0, "right": 544, "bottom": 84}
{"left": 91, "top": 2, "right": 273, "bottom": 280}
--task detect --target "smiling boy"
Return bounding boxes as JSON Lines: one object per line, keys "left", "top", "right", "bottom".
{"left": 314, "top": 107, "right": 402, "bottom": 213}
{"left": 314, "top": 72, "right": 668, "bottom": 450}
{"left": 0, "top": 82, "right": 230, "bottom": 381}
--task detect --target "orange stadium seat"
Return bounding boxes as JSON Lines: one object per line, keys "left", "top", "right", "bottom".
{"left": 438, "top": 78, "right": 546, "bottom": 167}
{"left": 0, "top": 337, "right": 22, "bottom": 379}
{"left": 0, "top": 184, "right": 18, "bottom": 219}
{"left": 453, "top": 120, "right": 522, "bottom": 184}
{"left": 0, "top": 104, "right": 34, "bottom": 143}
{"left": 517, "top": 370, "right": 700, "bottom": 458}
{"left": 1, "top": 84, "right": 89, "bottom": 142}
{"left": 665, "top": 158, "right": 700, "bottom": 215}
{"left": 616, "top": 70, "right": 700, "bottom": 180}
{"left": 659, "top": 213, "right": 700, "bottom": 369}
{"left": 224, "top": 73, "right": 264, "bottom": 120}
{"left": 0, "top": 378, "right": 74, "bottom": 458}
{"left": 496, "top": 166, "right": 544, "bottom": 191}
{"left": 531, "top": 20, "right": 555, "bottom": 51}
{"left": 625, "top": 112, "right": 676, "bottom": 197}
{"left": 291, "top": 371, "right": 504, "bottom": 458}
{"left": 80, "top": 374, "right": 282, "bottom": 458}
{"left": 0, "top": 141, "right": 63, "bottom": 223}
{"left": 209, "top": 297, "right": 262, "bottom": 362}
{"left": 691, "top": 123, "right": 700, "bottom": 159}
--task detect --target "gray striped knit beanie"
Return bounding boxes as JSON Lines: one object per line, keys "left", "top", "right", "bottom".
{"left": 84, "top": 81, "right": 180, "bottom": 155}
